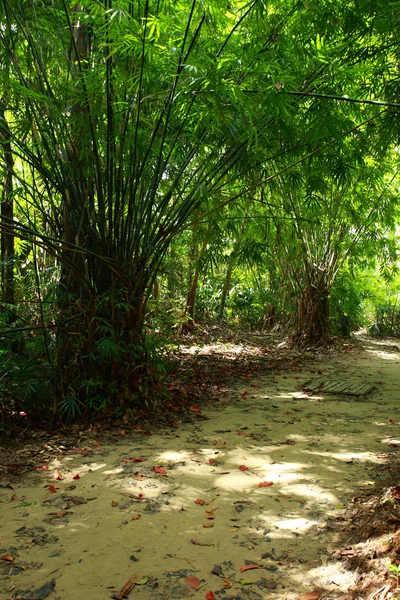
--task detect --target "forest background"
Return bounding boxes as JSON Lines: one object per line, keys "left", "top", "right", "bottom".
{"left": 0, "top": 0, "right": 399, "bottom": 422}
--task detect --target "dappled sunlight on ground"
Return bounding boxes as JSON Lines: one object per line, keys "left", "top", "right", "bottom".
{"left": 1, "top": 341, "right": 400, "bottom": 599}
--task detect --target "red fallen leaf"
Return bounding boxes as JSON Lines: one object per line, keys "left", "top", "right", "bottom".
{"left": 241, "top": 390, "right": 249, "bottom": 396}
{"left": 240, "top": 565, "right": 260, "bottom": 572}
{"left": 40, "top": 465, "right": 49, "bottom": 471}
{"left": 131, "top": 457, "right": 147, "bottom": 462}
{"left": 195, "top": 498, "right": 206, "bottom": 505}
{"left": 205, "top": 591, "right": 215, "bottom": 600}
{"left": 296, "top": 591, "right": 321, "bottom": 600}
{"left": 54, "top": 469, "right": 63, "bottom": 481}
{"left": 258, "top": 481, "right": 274, "bottom": 488}
{"left": 390, "top": 420, "right": 395, "bottom": 424}
{"left": 389, "top": 443, "right": 398, "bottom": 447}
{"left": 72, "top": 474, "right": 80, "bottom": 480}
{"left": 121, "top": 458, "right": 129, "bottom": 463}
{"left": 69, "top": 496, "right": 87, "bottom": 504}
{"left": 239, "top": 465, "right": 249, "bottom": 471}
{"left": 92, "top": 441, "right": 101, "bottom": 447}
{"left": 143, "top": 431, "right": 152, "bottom": 436}
{"left": 185, "top": 575, "right": 200, "bottom": 589}
{"left": 190, "top": 405, "right": 202, "bottom": 414}
{"left": 0, "top": 554, "right": 14, "bottom": 563}
{"left": 137, "top": 493, "right": 145, "bottom": 499}
{"left": 153, "top": 466, "right": 167, "bottom": 475}
{"left": 56, "top": 510, "right": 70, "bottom": 517}
{"left": 208, "top": 459, "right": 215, "bottom": 465}
{"left": 133, "top": 424, "right": 141, "bottom": 430}
{"left": 284, "top": 440, "right": 296, "bottom": 445}
{"left": 48, "top": 485, "right": 58, "bottom": 493}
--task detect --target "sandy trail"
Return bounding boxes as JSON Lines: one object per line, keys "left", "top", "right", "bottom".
{"left": 1, "top": 337, "right": 399, "bottom": 600}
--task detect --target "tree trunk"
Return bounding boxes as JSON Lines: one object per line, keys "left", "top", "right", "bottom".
{"left": 0, "top": 104, "right": 15, "bottom": 309}
{"left": 183, "top": 237, "right": 208, "bottom": 332}
{"left": 218, "top": 260, "right": 233, "bottom": 321}
{"left": 291, "top": 269, "right": 330, "bottom": 346}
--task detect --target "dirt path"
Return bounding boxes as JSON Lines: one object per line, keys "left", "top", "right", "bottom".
{"left": 1, "top": 337, "right": 400, "bottom": 600}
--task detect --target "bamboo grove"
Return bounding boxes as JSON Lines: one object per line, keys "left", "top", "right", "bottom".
{"left": 0, "top": 0, "right": 399, "bottom": 419}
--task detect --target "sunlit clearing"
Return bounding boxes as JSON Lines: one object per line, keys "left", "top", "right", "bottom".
{"left": 47, "top": 459, "right": 108, "bottom": 474}
{"left": 381, "top": 437, "right": 400, "bottom": 444}
{"left": 279, "top": 483, "right": 337, "bottom": 504}
{"left": 215, "top": 472, "right": 259, "bottom": 491}
{"left": 276, "top": 391, "right": 324, "bottom": 401}
{"left": 275, "top": 517, "right": 319, "bottom": 532}
{"left": 77, "top": 462, "right": 108, "bottom": 473}
{"left": 305, "top": 450, "right": 386, "bottom": 463}
{"left": 103, "top": 467, "right": 124, "bottom": 475}
{"left": 366, "top": 349, "right": 398, "bottom": 360}
{"left": 158, "top": 451, "right": 188, "bottom": 461}
{"left": 304, "top": 562, "right": 356, "bottom": 590}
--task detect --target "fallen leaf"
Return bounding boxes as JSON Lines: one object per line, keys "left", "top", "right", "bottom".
{"left": 56, "top": 510, "right": 70, "bottom": 518}
{"left": 284, "top": 440, "right": 296, "bottom": 445}
{"left": 69, "top": 496, "right": 87, "bottom": 504}
{"left": 131, "top": 457, "right": 147, "bottom": 463}
{"left": 185, "top": 575, "right": 200, "bottom": 589}
{"left": 258, "top": 481, "right": 274, "bottom": 488}
{"left": 238, "top": 579, "right": 252, "bottom": 584}
{"left": 119, "top": 429, "right": 126, "bottom": 437}
{"left": 203, "top": 522, "right": 214, "bottom": 528}
{"left": 131, "top": 513, "right": 141, "bottom": 520}
{"left": 72, "top": 474, "right": 80, "bottom": 480}
{"left": 10, "top": 494, "right": 21, "bottom": 501}
{"left": 92, "top": 441, "right": 101, "bottom": 447}
{"left": 205, "top": 591, "right": 215, "bottom": 600}
{"left": 111, "top": 500, "right": 119, "bottom": 507}
{"left": 191, "top": 539, "right": 214, "bottom": 547}
{"left": 112, "top": 575, "right": 137, "bottom": 600}
{"left": 48, "top": 486, "right": 58, "bottom": 493}
{"left": 195, "top": 498, "right": 206, "bottom": 505}
{"left": 296, "top": 591, "right": 321, "bottom": 600}
{"left": 0, "top": 554, "right": 14, "bottom": 563}
{"left": 239, "top": 465, "right": 249, "bottom": 472}
{"left": 208, "top": 459, "right": 215, "bottom": 465}
{"left": 53, "top": 469, "right": 63, "bottom": 481}
{"left": 240, "top": 565, "right": 260, "bottom": 572}
{"left": 153, "top": 466, "right": 167, "bottom": 475}
{"left": 222, "top": 578, "right": 233, "bottom": 589}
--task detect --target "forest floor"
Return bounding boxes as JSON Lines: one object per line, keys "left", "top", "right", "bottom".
{"left": 1, "top": 333, "right": 400, "bottom": 600}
